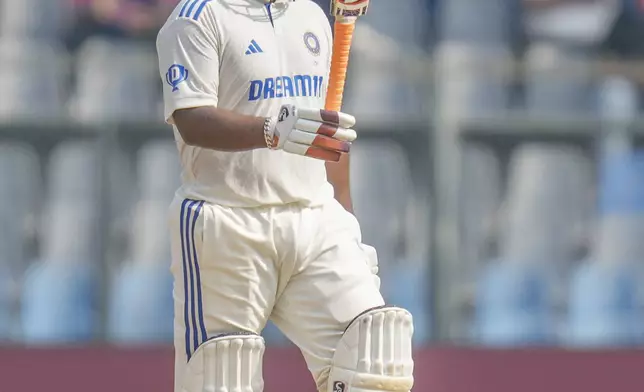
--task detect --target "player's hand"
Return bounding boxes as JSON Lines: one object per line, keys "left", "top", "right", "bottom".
{"left": 266, "top": 104, "right": 357, "bottom": 162}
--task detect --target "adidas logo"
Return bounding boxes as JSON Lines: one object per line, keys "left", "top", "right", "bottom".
{"left": 245, "top": 40, "right": 263, "bottom": 55}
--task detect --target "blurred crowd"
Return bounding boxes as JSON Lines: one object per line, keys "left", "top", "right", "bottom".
{"left": 2, "top": 0, "right": 644, "bottom": 348}
{"left": 65, "top": 0, "right": 175, "bottom": 50}
{"left": 2, "top": 0, "right": 644, "bottom": 120}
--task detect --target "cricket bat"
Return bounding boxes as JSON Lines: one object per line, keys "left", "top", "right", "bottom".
{"left": 325, "top": 0, "right": 369, "bottom": 113}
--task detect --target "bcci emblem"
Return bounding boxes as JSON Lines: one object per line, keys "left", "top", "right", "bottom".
{"left": 303, "top": 32, "right": 320, "bottom": 56}
{"left": 333, "top": 381, "right": 346, "bottom": 392}
{"left": 166, "top": 64, "right": 189, "bottom": 92}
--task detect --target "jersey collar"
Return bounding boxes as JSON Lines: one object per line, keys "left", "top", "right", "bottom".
{"left": 260, "top": 0, "right": 292, "bottom": 3}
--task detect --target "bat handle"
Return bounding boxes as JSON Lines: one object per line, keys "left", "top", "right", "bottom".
{"left": 325, "top": 20, "right": 356, "bottom": 112}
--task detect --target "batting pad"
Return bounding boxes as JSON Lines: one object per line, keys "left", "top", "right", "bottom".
{"left": 327, "top": 307, "right": 414, "bottom": 392}
{"left": 182, "top": 333, "right": 265, "bottom": 392}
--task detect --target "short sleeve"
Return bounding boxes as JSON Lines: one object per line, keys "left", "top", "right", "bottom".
{"left": 157, "top": 18, "right": 220, "bottom": 124}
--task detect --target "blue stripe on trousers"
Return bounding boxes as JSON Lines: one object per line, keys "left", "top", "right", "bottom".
{"left": 180, "top": 199, "right": 206, "bottom": 360}
{"left": 184, "top": 201, "right": 197, "bottom": 357}
{"left": 190, "top": 201, "right": 207, "bottom": 346}
{"left": 179, "top": 199, "right": 191, "bottom": 359}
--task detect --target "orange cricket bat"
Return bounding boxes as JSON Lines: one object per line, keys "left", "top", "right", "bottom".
{"left": 325, "top": 0, "right": 369, "bottom": 113}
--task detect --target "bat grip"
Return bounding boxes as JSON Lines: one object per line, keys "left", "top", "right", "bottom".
{"left": 325, "top": 21, "right": 356, "bottom": 112}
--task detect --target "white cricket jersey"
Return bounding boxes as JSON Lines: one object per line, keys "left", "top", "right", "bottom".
{"left": 157, "top": 0, "right": 335, "bottom": 207}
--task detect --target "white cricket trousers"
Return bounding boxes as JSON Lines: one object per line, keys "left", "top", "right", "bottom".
{"left": 168, "top": 196, "right": 385, "bottom": 392}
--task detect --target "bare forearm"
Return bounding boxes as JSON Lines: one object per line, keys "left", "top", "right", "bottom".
{"left": 326, "top": 154, "right": 353, "bottom": 213}
{"left": 172, "top": 106, "right": 267, "bottom": 151}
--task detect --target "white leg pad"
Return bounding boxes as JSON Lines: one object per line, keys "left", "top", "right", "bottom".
{"left": 327, "top": 307, "right": 414, "bottom": 392}
{"left": 181, "top": 333, "right": 265, "bottom": 392}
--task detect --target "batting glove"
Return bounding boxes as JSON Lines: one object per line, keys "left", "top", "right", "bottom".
{"left": 265, "top": 104, "right": 357, "bottom": 162}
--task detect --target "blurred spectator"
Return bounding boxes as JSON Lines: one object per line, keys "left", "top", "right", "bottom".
{"left": 523, "top": 0, "right": 620, "bottom": 48}
{"left": 604, "top": 0, "right": 644, "bottom": 58}
{"left": 315, "top": 0, "right": 436, "bottom": 47}
{"left": 66, "top": 0, "right": 175, "bottom": 52}
{"left": 521, "top": 0, "right": 621, "bottom": 114}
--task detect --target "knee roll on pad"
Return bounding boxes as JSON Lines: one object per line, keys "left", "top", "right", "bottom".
{"left": 327, "top": 306, "right": 414, "bottom": 392}
{"left": 182, "top": 333, "right": 265, "bottom": 392}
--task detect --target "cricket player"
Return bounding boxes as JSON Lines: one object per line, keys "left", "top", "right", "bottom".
{"left": 156, "top": 1, "right": 414, "bottom": 391}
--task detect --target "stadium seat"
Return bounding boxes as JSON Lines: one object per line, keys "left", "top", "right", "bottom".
{"left": 598, "top": 150, "right": 644, "bottom": 212}
{"left": 130, "top": 200, "right": 175, "bottom": 264}
{"left": 41, "top": 141, "right": 101, "bottom": 263}
{"left": 137, "top": 141, "right": 181, "bottom": 202}
{"left": 105, "top": 141, "right": 181, "bottom": 343}
{"left": 499, "top": 144, "right": 591, "bottom": 264}
{"left": 525, "top": 43, "right": 594, "bottom": 113}
{"left": 0, "top": 39, "right": 65, "bottom": 120}
{"left": 107, "top": 262, "right": 174, "bottom": 344}
{"left": 0, "top": 264, "right": 13, "bottom": 341}
{"left": 41, "top": 202, "right": 100, "bottom": 263}
{"left": 381, "top": 261, "right": 431, "bottom": 344}
{"left": 106, "top": 197, "right": 175, "bottom": 344}
{"left": 50, "top": 140, "right": 98, "bottom": 174}
{"left": 436, "top": 0, "right": 515, "bottom": 116}
{"left": 21, "top": 262, "right": 97, "bottom": 343}
{"left": 126, "top": 141, "right": 180, "bottom": 262}
{"left": 434, "top": 42, "right": 512, "bottom": 117}
{"left": 0, "top": 143, "right": 41, "bottom": 341}
{"left": 262, "top": 321, "right": 290, "bottom": 346}
{"left": 460, "top": 145, "right": 501, "bottom": 275}
{"left": 441, "top": 0, "right": 515, "bottom": 44}
{"left": 0, "top": 143, "right": 41, "bottom": 269}
{"left": 475, "top": 261, "right": 553, "bottom": 346}
{"left": 29, "top": 141, "right": 100, "bottom": 343}
{"left": 70, "top": 38, "right": 159, "bottom": 123}
{"left": 565, "top": 152, "right": 644, "bottom": 347}
{"left": 566, "top": 262, "right": 644, "bottom": 347}
{"left": 345, "top": 0, "right": 428, "bottom": 119}
{"left": 0, "top": 0, "right": 71, "bottom": 39}
{"left": 106, "top": 146, "right": 137, "bottom": 224}
{"left": 362, "top": 0, "right": 428, "bottom": 45}
{"left": 598, "top": 77, "right": 639, "bottom": 143}
{"left": 350, "top": 140, "right": 413, "bottom": 267}
{"left": 47, "top": 140, "right": 101, "bottom": 203}
{"left": 592, "top": 151, "right": 644, "bottom": 263}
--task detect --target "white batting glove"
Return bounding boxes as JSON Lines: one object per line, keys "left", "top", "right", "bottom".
{"left": 265, "top": 104, "right": 357, "bottom": 162}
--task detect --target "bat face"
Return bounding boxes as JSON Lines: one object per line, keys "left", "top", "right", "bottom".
{"left": 331, "top": 0, "right": 369, "bottom": 18}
